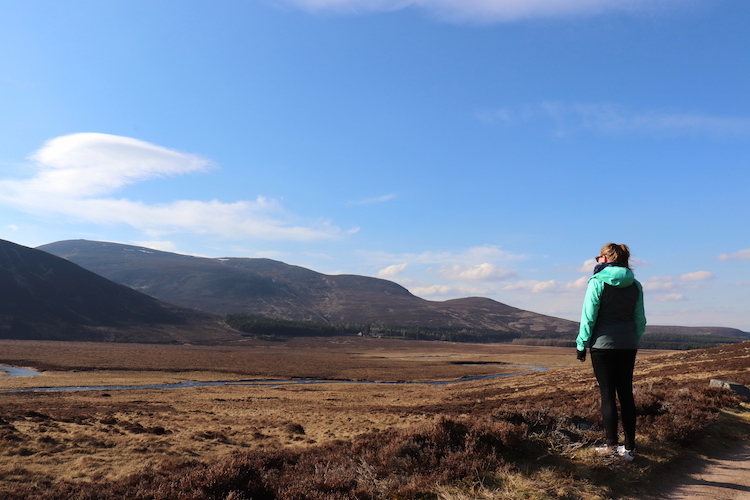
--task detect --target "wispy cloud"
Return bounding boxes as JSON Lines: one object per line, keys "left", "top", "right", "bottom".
{"left": 347, "top": 193, "right": 397, "bottom": 206}
{"left": 642, "top": 276, "right": 679, "bottom": 292}
{"left": 437, "top": 263, "right": 517, "bottom": 282}
{"left": 408, "top": 279, "right": 497, "bottom": 298}
{"left": 681, "top": 271, "right": 715, "bottom": 282}
{"left": 360, "top": 245, "right": 527, "bottom": 266}
{"left": 502, "top": 276, "right": 588, "bottom": 294}
{"left": 641, "top": 277, "right": 698, "bottom": 302}
{"left": 133, "top": 240, "right": 178, "bottom": 253}
{"left": 569, "top": 256, "right": 650, "bottom": 274}
{"left": 719, "top": 248, "right": 750, "bottom": 261}
{"left": 653, "top": 293, "right": 686, "bottom": 303}
{"left": 502, "top": 279, "right": 558, "bottom": 293}
{"left": 405, "top": 275, "right": 588, "bottom": 302}
{"left": 477, "top": 102, "right": 750, "bottom": 138}
{"left": 277, "top": 0, "right": 685, "bottom": 23}
{"left": 410, "top": 284, "right": 454, "bottom": 297}
{"left": 0, "top": 133, "right": 343, "bottom": 242}
{"left": 643, "top": 272, "right": 714, "bottom": 295}
{"left": 575, "top": 258, "right": 598, "bottom": 273}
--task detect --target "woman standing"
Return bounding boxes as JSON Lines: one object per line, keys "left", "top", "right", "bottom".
{"left": 576, "top": 243, "right": 646, "bottom": 461}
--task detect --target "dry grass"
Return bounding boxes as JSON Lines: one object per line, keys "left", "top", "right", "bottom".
{"left": 0, "top": 338, "right": 748, "bottom": 499}
{"left": 0, "top": 338, "right": 577, "bottom": 489}
{"left": 0, "top": 337, "right": 586, "bottom": 386}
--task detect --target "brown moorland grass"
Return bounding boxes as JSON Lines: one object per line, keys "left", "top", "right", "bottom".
{"left": 0, "top": 337, "right": 748, "bottom": 499}
{"left": 0, "top": 337, "right": 581, "bottom": 386}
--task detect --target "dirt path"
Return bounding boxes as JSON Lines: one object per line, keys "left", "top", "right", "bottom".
{"left": 646, "top": 439, "right": 750, "bottom": 499}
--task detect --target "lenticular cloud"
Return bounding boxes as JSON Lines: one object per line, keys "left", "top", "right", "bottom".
{"left": 0, "top": 133, "right": 341, "bottom": 242}
{"left": 280, "top": 0, "right": 680, "bottom": 22}
{"left": 28, "top": 133, "right": 211, "bottom": 197}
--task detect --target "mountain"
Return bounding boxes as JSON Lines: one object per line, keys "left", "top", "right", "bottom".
{"left": 0, "top": 239, "right": 239, "bottom": 343}
{"left": 37, "top": 240, "right": 579, "bottom": 337}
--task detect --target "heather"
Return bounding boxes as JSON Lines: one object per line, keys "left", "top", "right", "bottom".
{"left": 1, "top": 339, "right": 748, "bottom": 499}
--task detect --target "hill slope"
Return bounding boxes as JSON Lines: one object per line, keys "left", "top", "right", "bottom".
{"left": 38, "top": 240, "right": 578, "bottom": 337}
{"left": 0, "top": 239, "right": 238, "bottom": 343}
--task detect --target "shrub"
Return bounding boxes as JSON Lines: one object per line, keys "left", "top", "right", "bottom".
{"left": 638, "top": 386, "right": 743, "bottom": 444}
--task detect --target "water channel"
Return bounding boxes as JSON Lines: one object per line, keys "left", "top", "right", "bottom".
{"left": 0, "top": 366, "right": 547, "bottom": 393}
{"left": 0, "top": 366, "right": 42, "bottom": 377}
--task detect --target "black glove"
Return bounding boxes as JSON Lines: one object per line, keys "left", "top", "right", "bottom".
{"left": 576, "top": 349, "right": 587, "bottom": 361}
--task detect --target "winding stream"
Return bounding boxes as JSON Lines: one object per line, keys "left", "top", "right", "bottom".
{"left": 0, "top": 365, "right": 547, "bottom": 393}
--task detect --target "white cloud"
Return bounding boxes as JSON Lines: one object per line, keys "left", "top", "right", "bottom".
{"left": 566, "top": 276, "right": 590, "bottom": 290}
{"left": 502, "top": 276, "right": 588, "bottom": 294}
{"left": 411, "top": 284, "right": 453, "bottom": 296}
{"left": 360, "top": 245, "right": 526, "bottom": 295}
{"left": 254, "top": 250, "right": 289, "bottom": 259}
{"left": 503, "top": 279, "right": 554, "bottom": 293}
{"left": 347, "top": 193, "right": 397, "bottom": 206}
{"left": 575, "top": 258, "right": 598, "bottom": 273}
{"left": 478, "top": 102, "right": 750, "bottom": 138}
{"left": 133, "top": 240, "right": 178, "bottom": 252}
{"left": 25, "top": 133, "right": 211, "bottom": 197}
{"left": 436, "top": 263, "right": 517, "bottom": 281}
{"left": 360, "top": 248, "right": 587, "bottom": 311}
{"left": 278, "top": 0, "right": 685, "bottom": 23}
{"left": 642, "top": 276, "right": 678, "bottom": 291}
{"left": 359, "top": 245, "right": 527, "bottom": 267}
{"left": 719, "top": 248, "right": 750, "bottom": 261}
{"left": 643, "top": 274, "right": 713, "bottom": 296}
{"left": 357, "top": 246, "right": 528, "bottom": 302}
{"left": 378, "top": 262, "right": 408, "bottom": 277}
{"left": 531, "top": 280, "right": 558, "bottom": 293}
{"left": 406, "top": 280, "right": 493, "bottom": 298}
{"left": 680, "top": 271, "right": 715, "bottom": 282}
{"left": 569, "top": 257, "right": 649, "bottom": 273}
{"left": 0, "top": 133, "right": 342, "bottom": 242}
{"left": 653, "top": 293, "right": 686, "bottom": 303}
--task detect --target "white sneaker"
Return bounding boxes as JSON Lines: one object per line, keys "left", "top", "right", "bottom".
{"left": 595, "top": 444, "right": 612, "bottom": 454}
{"left": 616, "top": 445, "right": 635, "bottom": 461}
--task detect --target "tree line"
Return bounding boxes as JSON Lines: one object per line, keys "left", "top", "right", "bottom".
{"left": 225, "top": 313, "right": 746, "bottom": 349}
{"left": 510, "top": 331, "right": 747, "bottom": 350}
{"left": 224, "top": 314, "right": 517, "bottom": 343}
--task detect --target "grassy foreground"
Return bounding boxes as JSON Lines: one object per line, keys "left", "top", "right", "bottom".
{"left": 1, "top": 338, "right": 749, "bottom": 499}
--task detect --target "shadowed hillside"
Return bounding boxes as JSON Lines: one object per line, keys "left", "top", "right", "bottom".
{"left": 38, "top": 239, "right": 579, "bottom": 337}
{"left": 0, "top": 239, "right": 239, "bottom": 343}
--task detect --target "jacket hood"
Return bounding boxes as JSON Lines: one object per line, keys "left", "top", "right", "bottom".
{"left": 591, "top": 264, "right": 635, "bottom": 287}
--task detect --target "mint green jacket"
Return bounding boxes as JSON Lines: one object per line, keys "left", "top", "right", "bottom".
{"left": 576, "top": 265, "right": 646, "bottom": 351}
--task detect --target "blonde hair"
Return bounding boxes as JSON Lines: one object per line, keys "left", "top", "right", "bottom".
{"left": 601, "top": 243, "right": 631, "bottom": 269}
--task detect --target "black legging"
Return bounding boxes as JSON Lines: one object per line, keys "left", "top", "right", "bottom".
{"left": 590, "top": 348, "right": 637, "bottom": 450}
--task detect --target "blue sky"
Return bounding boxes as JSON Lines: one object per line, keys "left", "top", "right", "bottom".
{"left": 1, "top": 0, "right": 749, "bottom": 330}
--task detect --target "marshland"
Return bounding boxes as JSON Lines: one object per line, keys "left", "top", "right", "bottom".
{"left": 1, "top": 338, "right": 749, "bottom": 499}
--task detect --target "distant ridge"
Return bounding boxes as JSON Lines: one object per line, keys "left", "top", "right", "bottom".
{"left": 37, "top": 240, "right": 750, "bottom": 342}
{"left": 38, "top": 240, "right": 579, "bottom": 337}
{"left": 0, "top": 239, "right": 238, "bottom": 343}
